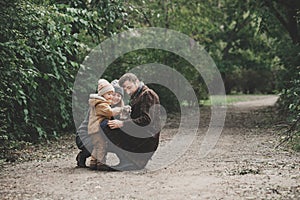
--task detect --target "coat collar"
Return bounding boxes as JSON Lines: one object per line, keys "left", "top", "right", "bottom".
{"left": 130, "top": 82, "right": 144, "bottom": 100}
{"left": 89, "top": 93, "right": 107, "bottom": 101}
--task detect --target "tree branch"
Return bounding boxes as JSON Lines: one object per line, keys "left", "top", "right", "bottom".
{"left": 264, "top": 0, "right": 300, "bottom": 44}
{"left": 264, "top": 0, "right": 289, "bottom": 33}
{"left": 275, "top": 116, "right": 300, "bottom": 149}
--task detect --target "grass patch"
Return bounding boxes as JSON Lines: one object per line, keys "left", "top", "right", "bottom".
{"left": 200, "top": 94, "right": 275, "bottom": 106}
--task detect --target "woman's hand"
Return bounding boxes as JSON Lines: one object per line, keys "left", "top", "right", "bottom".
{"left": 108, "top": 120, "right": 123, "bottom": 129}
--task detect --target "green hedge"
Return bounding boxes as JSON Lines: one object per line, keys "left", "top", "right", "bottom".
{"left": 0, "top": 0, "right": 127, "bottom": 142}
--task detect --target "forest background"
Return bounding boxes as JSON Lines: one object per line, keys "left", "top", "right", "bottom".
{"left": 0, "top": 0, "right": 299, "bottom": 154}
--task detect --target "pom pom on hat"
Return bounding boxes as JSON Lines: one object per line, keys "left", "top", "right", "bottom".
{"left": 98, "top": 79, "right": 114, "bottom": 96}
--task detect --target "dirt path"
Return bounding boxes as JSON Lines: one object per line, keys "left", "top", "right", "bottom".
{"left": 1, "top": 95, "right": 299, "bottom": 200}
{"left": 230, "top": 95, "right": 279, "bottom": 109}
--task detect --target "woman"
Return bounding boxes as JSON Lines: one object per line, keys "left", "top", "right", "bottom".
{"left": 111, "top": 79, "right": 125, "bottom": 109}
{"left": 111, "top": 79, "right": 131, "bottom": 120}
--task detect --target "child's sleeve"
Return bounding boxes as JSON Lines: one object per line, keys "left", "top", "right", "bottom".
{"left": 95, "top": 103, "right": 113, "bottom": 118}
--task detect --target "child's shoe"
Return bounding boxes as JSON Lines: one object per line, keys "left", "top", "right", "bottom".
{"left": 89, "top": 157, "right": 97, "bottom": 170}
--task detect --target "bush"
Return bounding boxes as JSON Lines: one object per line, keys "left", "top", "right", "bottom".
{"left": 0, "top": 0, "right": 127, "bottom": 143}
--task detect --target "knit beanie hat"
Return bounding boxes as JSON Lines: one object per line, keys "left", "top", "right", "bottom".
{"left": 111, "top": 79, "right": 124, "bottom": 97}
{"left": 98, "top": 79, "right": 115, "bottom": 96}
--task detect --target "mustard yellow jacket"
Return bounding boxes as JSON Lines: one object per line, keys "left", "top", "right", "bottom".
{"left": 88, "top": 94, "right": 113, "bottom": 135}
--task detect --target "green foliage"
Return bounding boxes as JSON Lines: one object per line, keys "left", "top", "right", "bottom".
{"left": 1, "top": 0, "right": 299, "bottom": 152}
{"left": 1, "top": 1, "right": 79, "bottom": 141}
{"left": 292, "top": 133, "right": 300, "bottom": 151}
{"left": 125, "top": 0, "right": 279, "bottom": 94}
{"left": 0, "top": 0, "right": 128, "bottom": 143}
{"left": 123, "top": 0, "right": 300, "bottom": 150}
{"left": 103, "top": 48, "right": 208, "bottom": 111}
{"left": 255, "top": 0, "right": 300, "bottom": 148}
{"left": 278, "top": 74, "right": 300, "bottom": 122}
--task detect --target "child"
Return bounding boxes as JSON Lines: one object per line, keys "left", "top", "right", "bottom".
{"left": 75, "top": 79, "right": 130, "bottom": 168}
{"left": 88, "top": 79, "right": 122, "bottom": 170}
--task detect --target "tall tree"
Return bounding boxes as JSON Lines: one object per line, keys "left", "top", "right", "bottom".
{"left": 260, "top": 0, "right": 300, "bottom": 44}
